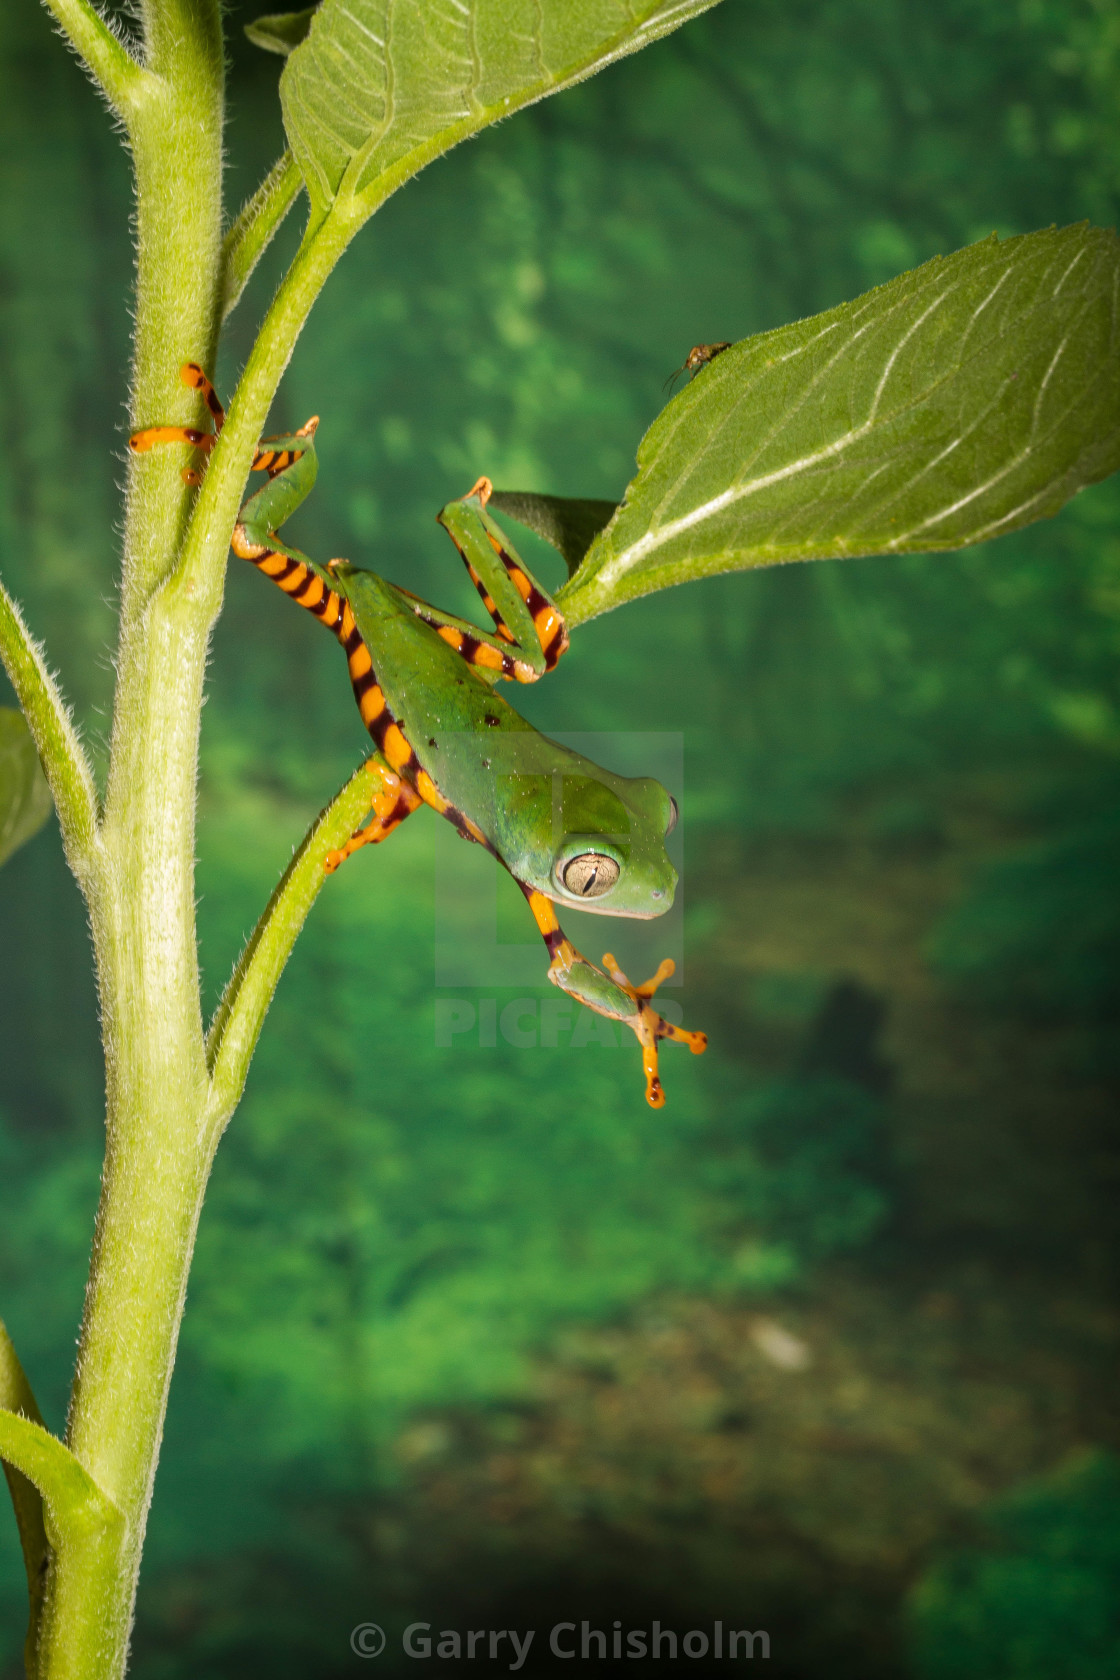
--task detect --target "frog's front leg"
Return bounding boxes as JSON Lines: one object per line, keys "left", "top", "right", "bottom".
{"left": 598, "top": 953, "right": 709, "bottom": 1110}
{"left": 128, "top": 362, "right": 227, "bottom": 483}
{"left": 406, "top": 476, "right": 569, "bottom": 684}
{"left": 520, "top": 886, "right": 707, "bottom": 1108}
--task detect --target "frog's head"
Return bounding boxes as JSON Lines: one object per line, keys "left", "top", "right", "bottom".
{"left": 547, "top": 772, "right": 678, "bottom": 919}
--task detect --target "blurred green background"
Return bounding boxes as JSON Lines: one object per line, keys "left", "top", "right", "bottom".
{"left": 2, "top": 1, "right": 1120, "bottom": 1674}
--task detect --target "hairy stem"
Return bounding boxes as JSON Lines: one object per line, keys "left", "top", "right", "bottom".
{"left": 37, "top": 0, "right": 226, "bottom": 1674}
{"left": 0, "top": 580, "right": 99, "bottom": 883}
{"left": 39, "top": 0, "right": 148, "bottom": 123}
{"left": 220, "top": 150, "right": 305, "bottom": 320}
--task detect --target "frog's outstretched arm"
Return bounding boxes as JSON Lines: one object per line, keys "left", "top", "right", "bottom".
{"left": 369, "top": 476, "right": 570, "bottom": 686}
{"left": 520, "top": 885, "right": 707, "bottom": 1108}
{"left": 423, "top": 476, "right": 570, "bottom": 680}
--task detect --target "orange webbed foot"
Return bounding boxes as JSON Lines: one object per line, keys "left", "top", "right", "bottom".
{"left": 602, "top": 952, "right": 707, "bottom": 1108}
{"left": 128, "top": 363, "right": 224, "bottom": 483}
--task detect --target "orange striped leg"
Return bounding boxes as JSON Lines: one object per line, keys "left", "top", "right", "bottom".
{"left": 479, "top": 543, "right": 569, "bottom": 674}
{"left": 251, "top": 414, "right": 319, "bottom": 477}
{"left": 324, "top": 760, "right": 422, "bottom": 873}
{"left": 231, "top": 529, "right": 350, "bottom": 633}
{"left": 521, "top": 886, "right": 579, "bottom": 972}
{"left": 469, "top": 478, "right": 568, "bottom": 673}
{"left": 423, "top": 618, "right": 537, "bottom": 683}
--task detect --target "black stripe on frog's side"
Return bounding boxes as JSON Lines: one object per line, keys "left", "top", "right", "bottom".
{"left": 334, "top": 613, "right": 500, "bottom": 855}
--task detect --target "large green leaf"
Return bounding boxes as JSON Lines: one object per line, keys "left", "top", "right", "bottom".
{"left": 489, "top": 490, "right": 618, "bottom": 579}
{"left": 0, "top": 709, "right": 51, "bottom": 869}
{"left": 558, "top": 224, "right": 1120, "bottom": 626}
{"left": 279, "top": 0, "right": 723, "bottom": 221}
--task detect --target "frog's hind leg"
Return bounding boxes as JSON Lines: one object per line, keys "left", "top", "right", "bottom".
{"left": 324, "top": 759, "right": 422, "bottom": 873}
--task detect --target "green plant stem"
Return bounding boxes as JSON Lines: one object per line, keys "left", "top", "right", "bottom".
{"left": 36, "top": 1, "right": 227, "bottom": 1674}
{"left": 205, "top": 761, "right": 382, "bottom": 1129}
{"left": 39, "top": 0, "right": 148, "bottom": 123}
{"left": 1, "top": 1411, "right": 124, "bottom": 1680}
{"left": 173, "top": 206, "right": 357, "bottom": 612}
{"left": 220, "top": 150, "right": 304, "bottom": 320}
{"left": 36, "top": 30, "right": 364, "bottom": 1671}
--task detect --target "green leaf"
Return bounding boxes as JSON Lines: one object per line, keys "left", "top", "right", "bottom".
{"left": 0, "top": 1408, "right": 121, "bottom": 1542}
{"left": 0, "top": 708, "right": 52, "bottom": 869}
{"left": 558, "top": 224, "right": 1120, "bottom": 626}
{"left": 245, "top": 7, "right": 319, "bottom": 58}
{"left": 1, "top": 1320, "right": 49, "bottom": 1680}
{"left": 280, "top": 0, "right": 724, "bottom": 222}
{"left": 489, "top": 490, "right": 618, "bottom": 579}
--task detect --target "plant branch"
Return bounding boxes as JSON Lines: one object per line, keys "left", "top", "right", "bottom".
{"left": 0, "top": 1407, "right": 124, "bottom": 1680}
{"left": 1, "top": 1320, "right": 50, "bottom": 1680}
{"left": 39, "top": 0, "right": 149, "bottom": 125}
{"left": 169, "top": 206, "right": 355, "bottom": 613}
{"left": 205, "top": 759, "right": 381, "bottom": 1129}
{"left": 0, "top": 579, "right": 99, "bottom": 880}
{"left": 220, "top": 150, "right": 305, "bottom": 321}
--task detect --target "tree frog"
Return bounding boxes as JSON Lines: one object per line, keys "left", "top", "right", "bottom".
{"left": 131, "top": 365, "right": 706, "bottom": 1105}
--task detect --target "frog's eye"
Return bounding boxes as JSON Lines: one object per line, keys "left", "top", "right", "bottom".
{"left": 665, "top": 797, "right": 679, "bottom": 836}
{"left": 562, "top": 852, "right": 621, "bottom": 898}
